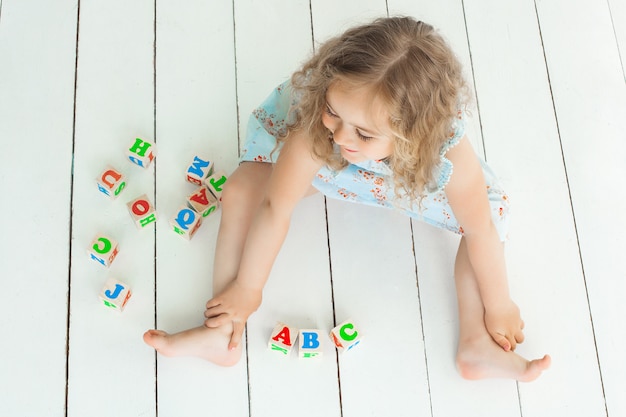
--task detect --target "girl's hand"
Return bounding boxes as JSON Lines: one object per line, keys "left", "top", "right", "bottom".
{"left": 204, "top": 280, "right": 262, "bottom": 351}
{"left": 484, "top": 301, "right": 525, "bottom": 352}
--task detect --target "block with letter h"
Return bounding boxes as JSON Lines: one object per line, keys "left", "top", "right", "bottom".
{"left": 87, "top": 234, "right": 119, "bottom": 267}
{"left": 169, "top": 206, "right": 203, "bottom": 240}
{"left": 186, "top": 156, "right": 214, "bottom": 186}
{"left": 299, "top": 329, "right": 323, "bottom": 359}
{"left": 268, "top": 322, "right": 298, "bottom": 356}
{"left": 330, "top": 319, "right": 362, "bottom": 354}
{"left": 127, "top": 194, "right": 157, "bottom": 229}
{"left": 187, "top": 186, "right": 219, "bottom": 218}
{"left": 127, "top": 137, "right": 156, "bottom": 169}
{"left": 96, "top": 166, "right": 126, "bottom": 199}
{"left": 99, "top": 277, "right": 132, "bottom": 312}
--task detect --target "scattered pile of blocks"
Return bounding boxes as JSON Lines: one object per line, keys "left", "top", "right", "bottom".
{"left": 89, "top": 137, "right": 228, "bottom": 312}
{"left": 268, "top": 319, "right": 363, "bottom": 358}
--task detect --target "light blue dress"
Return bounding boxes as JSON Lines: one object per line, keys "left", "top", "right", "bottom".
{"left": 240, "top": 81, "right": 510, "bottom": 241}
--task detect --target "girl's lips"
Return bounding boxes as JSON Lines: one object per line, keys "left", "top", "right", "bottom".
{"left": 343, "top": 147, "right": 358, "bottom": 153}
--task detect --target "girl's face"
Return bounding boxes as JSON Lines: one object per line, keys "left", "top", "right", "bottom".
{"left": 321, "top": 81, "right": 394, "bottom": 164}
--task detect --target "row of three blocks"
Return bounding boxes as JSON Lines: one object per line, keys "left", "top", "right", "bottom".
{"left": 269, "top": 320, "right": 362, "bottom": 359}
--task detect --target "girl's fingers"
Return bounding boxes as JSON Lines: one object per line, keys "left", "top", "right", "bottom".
{"left": 228, "top": 322, "right": 246, "bottom": 351}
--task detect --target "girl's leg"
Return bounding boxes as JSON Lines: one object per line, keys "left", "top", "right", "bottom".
{"left": 143, "top": 162, "right": 273, "bottom": 366}
{"left": 454, "top": 237, "right": 551, "bottom": 381}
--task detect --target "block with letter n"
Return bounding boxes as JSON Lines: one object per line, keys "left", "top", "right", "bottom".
{"left": 96, "top": 166, "right": 126, "bottom": 199}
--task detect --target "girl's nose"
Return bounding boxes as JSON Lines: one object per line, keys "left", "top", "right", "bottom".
{"left": 332, "top": 126, "right": 351, "bottom": 146}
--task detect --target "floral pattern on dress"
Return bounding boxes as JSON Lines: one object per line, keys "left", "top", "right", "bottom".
{"left": 239, "top": 80, "right": 512, "bottom": 242}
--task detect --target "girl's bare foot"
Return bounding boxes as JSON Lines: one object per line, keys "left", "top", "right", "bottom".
{"left": 143, "top": 324, "right": 242, "bottom": 367}
{"left": 456, "top": 334, "right": 551, "bottom": 381}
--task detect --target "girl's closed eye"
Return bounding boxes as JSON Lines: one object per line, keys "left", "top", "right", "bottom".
{"left": 356, "top": 130, "right": 373, "bottom": 142}
{"left": 325, "top": 104, "right": 338, "bottom": 118}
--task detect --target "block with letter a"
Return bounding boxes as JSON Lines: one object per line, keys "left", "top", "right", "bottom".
{"left": 268, "top": 322, "right": 299, "bottom": 356}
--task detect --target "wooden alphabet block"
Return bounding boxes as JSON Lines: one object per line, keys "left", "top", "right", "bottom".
{"left": 169, "top": 206, "right": 203, "bottom": 240}
{"left": 204, "top": 170, "right": 228, "bottom": 201}
{"left": 330, "top": 319, "right": 362, "bottom": 353}
{"left": 96, "top": 166, "right": 126, "bottom": 199}
{"left": 298, "top": 329, "right": 323, "bottom": 359}
{"left": 186, "top": 156, "right": 214, "bottom": 185}
{"left": 187, "top": 186, "right": 219, "bottom": 218}
{"left": 87, "top": 234, "right": 119, "bottom": 267}
{"left": 268, "top": 322, "right": 299, "bottom": 356}
{"left": 99, "top": 277, "right": 132, "bottom": 311}
{"left": 127, "top": 194, "right": 157, "bottom": 229}
{"left": 127, "top": 137, "right": 156, "bottom": 169}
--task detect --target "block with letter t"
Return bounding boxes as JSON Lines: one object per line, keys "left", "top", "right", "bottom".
{"left": 96, "top": 165, "right": 126, "bottom": 199}
{"left": 186, "top": 155, "right": 214, "bottom": 185}
{"left": 127, "top": 194, "right": 157, "bottom": 229}
{"left": 99, "top": 277, "right": 132, "bottom": 312}
{"left": 127, "top": 137, "right": 156, "bottom": 169}
{"left": 268, "top": 322, "right": 298, "bottom": 356}
{"left": 330, "top": 319, "right": 363, "bottom": 353}
{"left": 169, "top": 206, "right": 203, "bottom": 240}
{"left": 204, "top": 170, "right": 228, "bottom": 201}
{"left": 87, "top": 234, "right": 119, "bottom": 267}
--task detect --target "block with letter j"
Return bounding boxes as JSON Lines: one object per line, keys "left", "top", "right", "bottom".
{"left": 99, "top": 277, "right": 132, "bottom": 312}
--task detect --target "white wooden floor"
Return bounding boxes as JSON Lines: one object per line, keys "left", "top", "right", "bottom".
{"left": 1, "top": 0, "right": 625, "bottom": 416}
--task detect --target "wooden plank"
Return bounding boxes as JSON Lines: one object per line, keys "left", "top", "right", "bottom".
{"left": 66, "top": 1, "right": 157, "bottom": 416}
{"left": 152, "top": 1, "right": 249, "bottom": 416}
{"left": 608, "top": 0, "right": 625, "bottom": 75}
{"left": 310, "top": 2, "right": 431, "bottom": 416}
{"left": 534, "top": 0, "right": 626, "bottom": 416}
{"left": 466, "top": 1, "right": 610, "bottom": 416}
{"left": 0, "top": 0, "right": 76, "bottom": 415}
{"left": 234, "top": 1, "right": 341, "bottom": 416}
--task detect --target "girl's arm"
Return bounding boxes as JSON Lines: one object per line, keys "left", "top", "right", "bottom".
{"left": 444, "top": 136, "right": 524, "bottom": 351}
{"left": 205, "top": 129, "right": 324, "bottom": 348}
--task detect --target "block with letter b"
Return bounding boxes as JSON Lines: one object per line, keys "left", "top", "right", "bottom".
{"left": 268, "top": 322, "right": 298, "bottom": 356}
{"left": 87, "top": 234, "right": 119, "bottom": 267}
{"left": 186, "top": 155, "right": 214, "bottom": 185}
{"left": 169, "top": 206, "right": 203, "bottom": 240}
{"left": 96, "top": 166, "right": 126, "bottom": 199}
{"left": 299, "top": 329, "right": 323, "bottom": 359}
{"left": 204, "top": 170, "right": 228, "bottom": 201}
{"left": 187, "top": 186, "right": 218, "bottom": 218}
{"left": 127, "top": 194, "right": 157, "bottom": 229}
{"left": 127, "top": 137, "right": 156, "bottom": 169}
{"left": 330, "top": 319, "right": 362, "bottom": 353}
{"left": 99, "top": 277, "right": 132, "bottom": 312}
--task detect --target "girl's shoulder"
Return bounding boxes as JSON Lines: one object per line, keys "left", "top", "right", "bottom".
{"left": 431, "top": 109, "right": 467, "bottom": 192}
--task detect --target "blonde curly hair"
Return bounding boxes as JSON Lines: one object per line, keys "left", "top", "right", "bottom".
{"left": 282, "top": 16, "right": 470, "bottom": 200}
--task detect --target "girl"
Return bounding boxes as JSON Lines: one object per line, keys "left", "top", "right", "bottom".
{"left": 144, "top": 17, "right": 551, "bottom": 381}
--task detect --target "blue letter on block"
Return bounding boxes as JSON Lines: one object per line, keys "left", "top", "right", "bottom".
{"left": 105, "top": 284, "right": 124, "bottom": 299}
{"left": 187, "top": 157, "right": 210, "bottom": 176}
{"left": 301, "top": 332, "right": 320, "bottom": 349}
{"left": 175, "top": 208, "right": 196, "bottom": 230}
